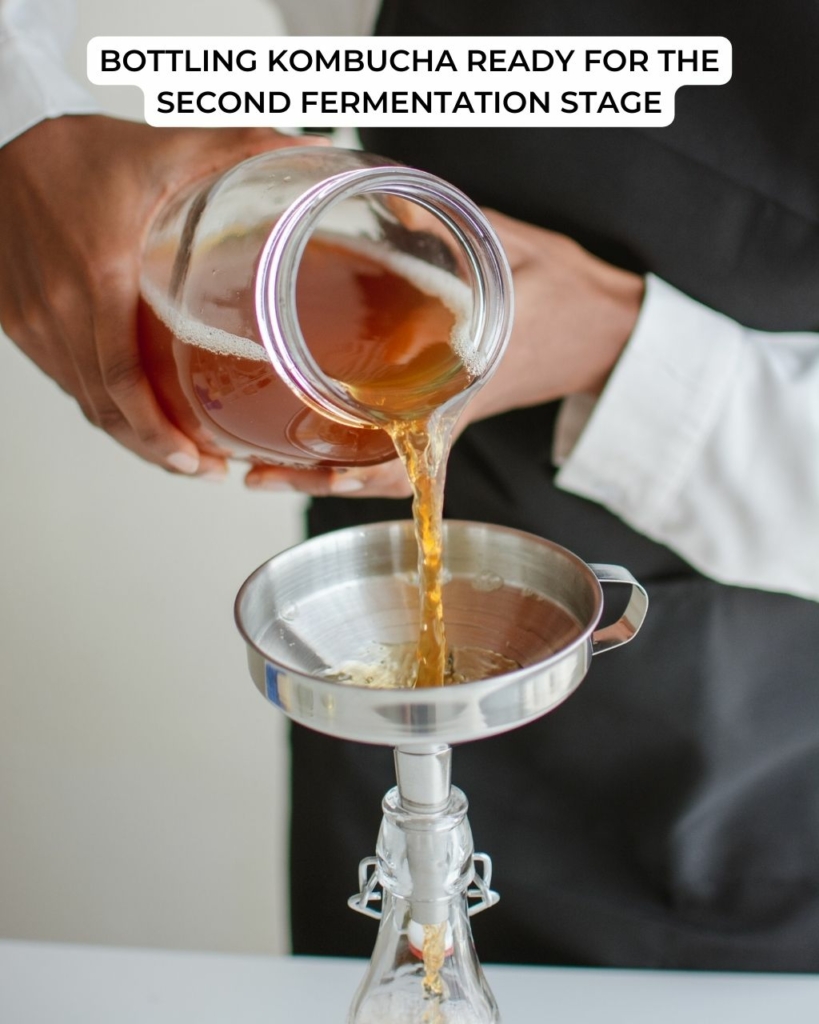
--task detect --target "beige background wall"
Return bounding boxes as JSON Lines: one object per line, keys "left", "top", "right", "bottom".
{"left": 0, "top": 0, "right": 303, "bottom": 954}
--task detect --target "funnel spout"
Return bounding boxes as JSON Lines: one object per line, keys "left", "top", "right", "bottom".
{"left": 394, "top": 745, "right": 452, "bottom": 812}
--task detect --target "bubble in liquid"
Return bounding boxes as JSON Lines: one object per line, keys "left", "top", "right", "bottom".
{"left": 446, "top": 646, "right": 521, "bottom": 684}
{"left": 352, "top": 989, "right": 487, "bottom": 1024}
{"left": 320, "top": 642, "right": 520, "bottom": 689}
{"left": 321, "top": 643, "right": 418, "bottom": 689}
{"left": 141, "top": 234, "right": 476, "bottom": 367}
{"left": 471, "top": 571, "right": 504, "bottom": 593}
{"left": 280, "top": 603, "right": 298, "bottom": 622}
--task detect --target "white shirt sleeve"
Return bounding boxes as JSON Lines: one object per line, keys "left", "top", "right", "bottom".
{"left": 0, "top": 0, "right": 98, "bottom": 148}
{"left": 554, "top": 274, "right": 819, "bottom": 602}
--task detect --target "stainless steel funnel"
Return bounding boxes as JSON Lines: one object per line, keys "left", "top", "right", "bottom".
{"left": 235, "top": 520, "right": 648, "bottom": 746}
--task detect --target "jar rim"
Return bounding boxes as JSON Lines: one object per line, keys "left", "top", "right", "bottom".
{"left": 254, "top": 163, "right": 513, "bottom": 429}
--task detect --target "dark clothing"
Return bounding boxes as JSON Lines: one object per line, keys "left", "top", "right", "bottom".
{"left": 291, "top": 0, "right": 819, "bottom": 970}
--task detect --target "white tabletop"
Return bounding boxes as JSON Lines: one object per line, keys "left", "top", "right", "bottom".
{"left": 1, "top": 940, "right": 817, "bottom": 1023}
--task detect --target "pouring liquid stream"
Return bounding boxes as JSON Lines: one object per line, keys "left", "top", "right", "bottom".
{"left": 387, "top": 411, "right": 453, "bottom": 690}
{"left": 339, "top": 311, "right": 497, "bottom": 1024}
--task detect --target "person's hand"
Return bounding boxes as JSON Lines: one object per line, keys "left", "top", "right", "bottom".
{"left": 458, "top": 209, "right": 645, "bottom": 419}
{"left": 245, "top": 208, "right": 645, "bottom": 498}
{"left": 0, "top": 115, "right": 320, "bottom": 478}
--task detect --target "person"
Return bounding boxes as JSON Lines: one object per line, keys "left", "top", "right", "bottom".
{"left": 2, "top": 0, "right": 819, "bottom": 970}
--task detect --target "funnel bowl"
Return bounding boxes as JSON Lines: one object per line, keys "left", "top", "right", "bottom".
{"left": 235, "top": 520, "right": 646, "bottom": 746}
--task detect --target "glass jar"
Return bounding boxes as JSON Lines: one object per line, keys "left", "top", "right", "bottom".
{"left": 138, "top": 146, "right": 512, "bottom": 469}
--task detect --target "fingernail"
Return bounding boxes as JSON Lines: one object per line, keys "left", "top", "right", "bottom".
{"left": 331, "top": 475, "right": 366, "bottom": 494}
{"left": 199, "top": 468, "right": 227, "bottom": 483}
{"left": 246, "top": 477, "right": 294, "bottom": 491}
{"left": 167, "top": 451, "right": 199, "bottom": 474}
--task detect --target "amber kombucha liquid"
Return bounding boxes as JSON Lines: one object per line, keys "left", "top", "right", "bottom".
{"left": 389, "top": 416, "right": 453, "bottom": 689}
{"left": 138, "top": 232, "right": 473, "bottom": 467}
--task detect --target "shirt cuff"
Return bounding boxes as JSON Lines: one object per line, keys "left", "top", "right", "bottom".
{"left": 0, "top": 36, "right": 99, "bottom": 148}
{"left": 554, "top": 274, "right": 743, "bottom": 536}
{"left": 552, "top": 392, "right": 597, "bottom": 466}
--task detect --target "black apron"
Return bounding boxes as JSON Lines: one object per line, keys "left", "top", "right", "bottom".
{"left": 290, "top": 0, "right": 819, "bottom": 970}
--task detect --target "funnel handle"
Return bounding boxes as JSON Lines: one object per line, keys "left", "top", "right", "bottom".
{"left": 588, "top": 564, "right": 649, "bottom": 655}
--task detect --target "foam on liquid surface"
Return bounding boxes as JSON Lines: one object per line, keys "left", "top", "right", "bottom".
{"left": 353, "top": 990, "right": 486, "bottom": 1024}
{"left": 141, "top": 233, "right": 477, "bottom": 369}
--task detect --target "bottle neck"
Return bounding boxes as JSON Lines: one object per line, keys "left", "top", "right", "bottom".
{"left": 377, "top": 783, "right": 473, "bottom": 926}
{"left": 347, "top": 755, "right": 502, "bottom": 1024}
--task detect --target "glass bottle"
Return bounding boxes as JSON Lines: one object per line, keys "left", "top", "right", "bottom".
{"left": 138, "top": 146, "right": 511, "bottom": 468}
{"left": 348, "top": 749, "right": 501, "bottom": 1024}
